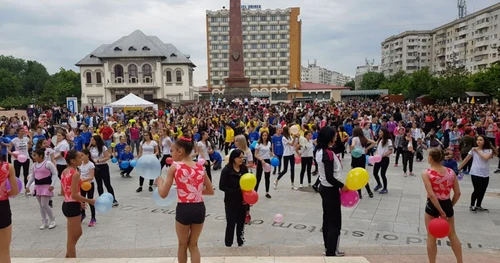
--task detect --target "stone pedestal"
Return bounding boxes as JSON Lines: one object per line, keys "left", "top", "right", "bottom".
{"left": 224, "top": 77, "right": 251, "bottom": 100}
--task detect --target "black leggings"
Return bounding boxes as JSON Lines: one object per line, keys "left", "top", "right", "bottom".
{"left": 319, "top": 185, "right": 342, "bottom": 256}
{"left": 224, "top": 202, "right": 246, "bottom": 247}
{"left": 204, "top": 160, "right": 212, "bottom": 182}
{"left": 224, "top": 142, "right": 233, "bottom": 155}
{"left": 402, "top": 151, "right": 414, "bottom": 173}
{"left": 139, "top": 176, "right": 154, "bottom": 187}
{"left": 470, "top": 175, "right": 489, "bottom": 207}
{"left": 160, "top": 154, "right": 172, "bottom": 170}
{"left": 461, "top": 153, "right": 472, "bottom": 172}
{"left": 14, "top": 159, "right": 30, "bottom": 186}
{"left": 313, "top": 150, "right": 318, "bottom": 172}
{"left": 373, "top": 156, "right": 390, "bottom": 189}
{"left": 273, "top": 155, "right": 283, "bottom": 174}
{"left": 255, "top": 159, "right": 271, "bottom": 192}
{"left": 395, "top": 148, "right": 403, "bottom": 164}
{"left": 80, "top": 182, "right": 95, "bottom": 219}
{"left": 277, "top": 155, "right": 295, "bottom": 184}
{"left": 95, "top": 164, "right": 117, "bottom": 202}
{"left": 300, "top": 157, "right": 313, "bottom": 184}
{"left": 56, "top": 164, "right": 66, "bottom": 180}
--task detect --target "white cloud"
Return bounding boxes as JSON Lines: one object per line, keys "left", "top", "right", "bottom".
{"left": 0, "top": 0, "right": 494, "bottom": 86}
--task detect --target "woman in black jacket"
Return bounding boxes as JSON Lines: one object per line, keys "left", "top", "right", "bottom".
{"left": 219, "top": 149, "right": 249, "bottom": 247}
{"left": 316, "top": 126, "right": 349, "bottom": 257}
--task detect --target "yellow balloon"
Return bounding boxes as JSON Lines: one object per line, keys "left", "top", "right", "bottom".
{"left": 111, "top": 143, "right": 116, "bottom": 148}
{"left": 240, "top": 173, "right": 257, "bottom": 191}
{"left": 345, "top": 168, "right": 369, "bottom": 191}
{"left": 81, "top": 181, "right": 92, "bottom": 191}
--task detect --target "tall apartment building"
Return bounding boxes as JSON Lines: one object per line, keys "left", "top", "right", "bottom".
{"left": 354, "top": 64, "right": 380, "bottom": 90}
{"left": 206, "top": 6, "right": 302, "bottom": 98}
{"left": 381, "top": 3, "right": 500, "bottom": 76}
{"left": 301, "top": 60, "right": 352, "bottom": 86}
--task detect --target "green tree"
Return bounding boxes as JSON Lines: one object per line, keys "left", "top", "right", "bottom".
{"left": 0, "top": 69, "right": 23, "bottom": 100}
{"left": 360, "top": 72, "right": 386, "bottom": 90}
{"left": 41, "top": 68, "right": 80, "bottom": 104}
{"left": 0, "top": 55, "right": 26, "bottom": 77}
{"left": 379, "top": 70, "right": 410, "bottom": 95}
{"left": 23, "top": 60, "right": 50, "bottom": 95}
{"left": 431, "top": 60, "right": 470, "bottom": 100}
{"left": 344, "top": 80, "right": 355, "bottom": 89}
{"left": 469, "top": 64, "right": 500, "bottom": 99}
{"left": 407, "top": 67, "right": 435, "bottom": 100}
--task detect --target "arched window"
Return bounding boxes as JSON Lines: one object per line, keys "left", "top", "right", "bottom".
{"left": 142, "top": 64, "right": 152, "bottom": 83}
{"left": 166, "top": 71, "right": 172, "bottom": 83}
{"left": 176, "top": 70, "right": 182, "bottom": 82}
{"left": 96, "top": 72, "right": 102, "bottom": 84}
{"left": 128, "top": 65, "right": 138, "bottom": 83}
{"left": 86, "top": 72, "right": 92, "bottom": 84}
{"left": 114, "top": 65, "right": 124, "bottom": 83}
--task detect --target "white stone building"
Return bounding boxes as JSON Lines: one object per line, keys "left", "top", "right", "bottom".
{"left": 300, "top": 60, "right": 352, "bottom": 86}
{"left": 381, "top": 2, "right": 500, "bottom": 76}
{"left": 76, "top": 30, "right": 197, "bottom": 107}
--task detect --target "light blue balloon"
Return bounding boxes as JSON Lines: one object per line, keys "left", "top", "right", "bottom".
{"left": 366, "top": 155, "right": 370, "bottom": 164}
{"left": 33, "top": 138, "right": 39, "bottom": 144}
{"left": 111, "top": 157, "right": 118, "bottom": 163}
{"left": 351, "top": 148, "right": 364, "bottom": 158}
{"left": 120, "top": 161, "right": 130, "bottom": 169}
{"left": 100, "top": 193, "right": 114, "bottom": 203}
{"left": 136, "top": 155, "right": 161, "bottom": 180}
{"left": 130, "top": 160, "right": 137, "bottom": 167}
{"left": 95, "top": 196, "right": 112, "bottom": 214}
{"left": 152, "top": 187, "right": 177, "bottom": 207}
{"left": 250, "top": 141, "right": 258, "bottom": 150}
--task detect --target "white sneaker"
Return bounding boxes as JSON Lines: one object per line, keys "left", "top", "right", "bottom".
{"left": 299, "top": 184, "right": 303, "bottom": 188}
{"left": 40, "top": 223, "right": 48, "bottom": 230}
{"left": 48, "top": 221, "right": 57, "bottom": 229}
{"left": 292, "top": 184, "right": 298, "bottom": 190}
{"left": 273, "top": 180, "right": 278, "bottom": 189}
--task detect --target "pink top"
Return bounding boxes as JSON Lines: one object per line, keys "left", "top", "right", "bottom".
{"left": 174, "top": 162, "right": 205, "bottom": 203}
{"left": 61, "top": 169, "right": 81, "bottom": 202}
{"left": 427, "top": 168, "right": 455, "bottom": 200}
{"left": 34, "top": 161, "right": 51, "bottom": 182}
{"left": 0, "top": 162, "right": 9, "bottom": 201}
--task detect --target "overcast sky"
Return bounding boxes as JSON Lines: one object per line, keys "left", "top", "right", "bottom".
{"left": 0, "top": 0, "right": 494, "bottom": 86}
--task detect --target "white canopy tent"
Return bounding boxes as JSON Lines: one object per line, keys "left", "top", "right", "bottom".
{"left": 107, "top": 93, "right": 154, "bottom": 108}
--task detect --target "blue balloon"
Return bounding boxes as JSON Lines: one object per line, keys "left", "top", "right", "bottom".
{"left": 351, "top": 148, "right": 364, "bottom": 158}
{"left": 136, "top": 155, "right": 161, "bottom": 180}
{"left": 111, "top": 157, "right": 118, "bottom": 163}
{"left": 33, "top": 138, "right": 39, "bottom": 144}
{"left": 95, "top": 196, "right": 112, "bottom": 214}
{"left": 120, "top": 161, "right": 130, "bottom": 169}
{"left": 2, "top": 137, "right": 11, "bottom": 144}
{"left": 271, "top": 157, "right": 280, "bottom": 167}
{"left": 100, "top": 193, "right": 114, "bottom": 203}
{"left": 130, "top": 160, "right": 137, "bottom": 167}
{"left": 152, "top": 187, "right": 177, "bottom": 207}
{"left": 250, "top": 141, "right": 258, "bottom": 150}
{"left": 366, "top": 155, "right": 370, "bottom": 164}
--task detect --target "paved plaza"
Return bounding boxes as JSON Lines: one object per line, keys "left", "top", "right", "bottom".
{"left": 8, "top": 153, "right": 500, "bottom": 259}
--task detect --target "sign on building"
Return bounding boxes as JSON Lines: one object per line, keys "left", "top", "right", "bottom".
{"left": 103, "top": 106, "right": 113, "bottom": 117}
{"left": 66, "top": 97, "right": 78, "bottom": 113}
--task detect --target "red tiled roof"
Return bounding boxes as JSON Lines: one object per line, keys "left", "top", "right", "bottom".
{"left": 299, "top": 82, "right": 351, "bottom": 91}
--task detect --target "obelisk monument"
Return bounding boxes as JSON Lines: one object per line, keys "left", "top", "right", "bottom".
{"left": 224, "top": 0, "right": 251, "bottom": 100}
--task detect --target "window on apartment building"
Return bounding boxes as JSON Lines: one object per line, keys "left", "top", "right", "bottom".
{"left": 270, "top": 25, "right": 277, "bottom": 30}
{"left": 221, "top": 17, "right": 228, "bottom": 22}
{"left": 251, "top": 53, "right": 257, "bottom": 58}
{"left": 251, "top": 43, "right": 258, "bottom": 49}
{"left": 271, "top": 16, "right": 277, "bottom": 21}
{"left": 128, "top": 65, "right": 138, "bottom": 83}
{"left": 210, "top": 17, "right": 217, "bottom": 22}
{"left": 222, "top": 26, "right": 229, "bottom": 31}
{"left": 96, "top": 72, "right": 102, "bottom": 84}
{"left": 260, "top": 52, "right": 266, "bottom": 58}
{"left": 280, "top": 25, "right": 287, "bottom": 30}
{"left": 280, "top": 43, "right": 287, "bottom": 48}
{"left": 280, "top": 70, "right": 287, "bottom": 75}
{"left": 211, "top": 26, "right": 217, "bottom": 31}
{"left": 280, "top": 61, "right": 287, "bottom": 66}
{"left": 260, "top": 34, "right": 266, "bottom": 40}
{"left": 280, "top": 16, "right": 287, "bottom": 21}
{"left": 223, "top": 53, "right": 228, "bottom": 59}
{"left": 222, "top": 44, "right": 228, "bottom": 49}
{"left": 261, "top": 79, "right": 268, "bottom": 84}
{"left": 251, "top": 79, "right": 258, "bottom": 84}
{"left": 270, "top": 61, "right": 276, "bottom": 66}
{"left": 280, "top": 52, "right": 287, "bottom": 57}
{"left": 260, "top": 25, "right": 267, "bottom": 30}
{"left": 271, "top": 34, "right": 277, "bottom": 39}
{"left": 86, "top": 72, "right": 92, "bottom": 84}
{"left": 251, "top": 71, "right": 257, "bottom": 76}
{"left": 251, "top": 35, "right": 257, "bottom": 40}
{"left": 271, "top": 52, "right": 277, "bottom": 57}
{"left": 280, "top": 34, "right": 287, "bottom": 39}
{"left": 250, "top": 25, "right": 257, "bottom": 30}
{"left": 280, "top": 78, "right": 288, "bottom": 84}
{"left": 271, "top": 43, "right": 278, "bottom": 48}
{"left": 143, "top": 64, "right": 152, "bottom": 83}
{"left": 261, "top": 43, "right": 267, "bottom": 48}
{"left": 212, "top": 36, "right": 218, "bottom": 41}
{"left": 251, "top": 16, "right": 258, "bottom": 22}
{"left": 211, "top": 44, "right": 218, "bottom": 50}
{"left": 261, "top": 70, "right": 267, "bottom": 75}
{"left": 223, "top": 71, "right": 228, "bottom": 76}
{"left": 270, "top": 70, "right": 277, "bottom": 75}
{"left": 260, "top": 16, "right": 267, "bottom": 21}
{"left": 213, "top": 80, "right": 220, "bottom": 85}
{"left": 166, "top": 71, "right": 173, "bottom": 82}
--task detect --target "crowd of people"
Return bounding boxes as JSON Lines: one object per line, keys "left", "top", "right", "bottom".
{"left": 1, "top": 97, "right": 498, "bottom": 262}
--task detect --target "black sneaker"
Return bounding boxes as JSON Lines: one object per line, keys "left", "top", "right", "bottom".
{"left": 112, "top": 200, "right": 119, "bottom": 207}
{"left": 312, "top": 185, "right": 319, "bottom": 193}
{"left": 149, "top": 186, "right": 153, "bottom": 192}
{"left": 265, "top": 193, "right": 271, "bottom": 199}
{"left": 312, "top": 171, "right": 318, "bottom": 176}
{"left": 49, "top": 200, "right": 53, "bottom": 208}
{"left": 136, "top": 187, "right": 143, "bottom": 193}
{"left": 469, "top": 206, "right": 477, "bottom": 212}
{"left": 495, "top": 169, "right": 500, "bottom": 174}
{"left": 120, "top": 172, "right": 125, "bottom": 178}
{"left": 476, "top": 207, "right": 489, "bottom": 212}
{"left": 368, "top": 192, "right": 374, "bottom": 198}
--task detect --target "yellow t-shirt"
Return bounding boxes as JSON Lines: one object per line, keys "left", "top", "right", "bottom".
{"left": 340, "top": 131, "right": 349, "bottom": 142}
{"left": 225, "top": 128, "right": 234, "bottom": 143}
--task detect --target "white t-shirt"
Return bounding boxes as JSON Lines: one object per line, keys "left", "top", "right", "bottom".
{"left": 197, "top": 141, "right": 211, "bottom": 160}
{"left": 376, "top": 139, "right": 393, "bottom": 157}
{"left": 316, "top": 149, "right": 342, "bottom": 187}
{"left": 79, "top": 161, "right": 95, "bottom": 183}
{"left": 352, "top": 137, "right": 366, "bottom": 151}
{"left": 162, "top": 137, "right": 172, "bottom": 155}
{"left": 141, "top": 141, "right": 157, "bottom": 156}
{"left": 54, "top": 140, "right": 70, "bottom": 165}
{"left": 300, "top": 139, "right": 314, "bottom": 158}
{"left": 282, "top": 136, "right": 296, "bottom": 156}
{"left": 469, "top": 149, "right": 492, "bottom": 177}
{"left": 90, "top": 146, "right": 108, "bottom": 165}
{"left": 11, "top": 137, "right": 30, "bottom": 159}
{"left": 44, "top": 148, "right": 54, "bottom": 163}
{"left": 256, "top": 141, "right": 272, "bottom": 160}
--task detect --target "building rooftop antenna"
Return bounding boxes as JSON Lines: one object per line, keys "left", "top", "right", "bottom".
{"left": 458, "top": 0, "right": 467, "bottom": 19}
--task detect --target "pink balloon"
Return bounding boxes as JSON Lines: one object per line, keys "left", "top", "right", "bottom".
{"left": 373, "top": 155, "right": 382, "bottom": 163}
{"left": 340, "top": 190, "right": 360, "bottom": 208}
{"left": 368, "top": 156, "right": 376, "bottom": 165}
{"left": 17, "top": 154, "right": 28, "bottom": 163}
{"left": 294, "top": 156, "right": 301, "bottom": 164}
{"left": 273, "top": 213, "right": 284, "bottom": 223}
{"left": 263, "top": 163, "right": 272, "bottom": 173}
{"left": 13, "top": 151, "right": 20, "bottom": 156}
{"left": 197, "top": 158, "right": 206, "bottom": 166}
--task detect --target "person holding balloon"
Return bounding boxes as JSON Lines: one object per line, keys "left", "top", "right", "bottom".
{"left": 61, "top": 150, "right": 96, "bottom": 258}
{"left": 372, "top": 128, "right": 393, "bottom": 194}
{"left": 271, "top": 127, "right": 284, "bottom": 175}
{"left": 54, "top": 130, "right": 71, "bottom": 196}
{"left": 118, "top": 146, "right": 134, "bottom": 178}
{"left": 89, "top": 135, "right": 118, "bottom": 207}
{"left": 299, "top": 130, "right": 315, "bottom": 188}
{"left": 8, "top": 127, "right": 32, "bottom": 188}
{"left": 156, "top": 136, "right": 214, "bottom": 263}
{"left": 255, "top": 131, "right": 273, "bottom": 198}
{"left": 316, "top": 126, "right": 349, "bottom": 257}
{"left": 136, "top": 131, "right": 159, "bottom": 192}
{"left": 79, "top": 149, "right": 97, "bottom": 227}
{"left": 25, "top": 149, "right": 58, "bottom": 230}
{"left": 197, "top": 131, "right": 214, "bottom": 182}
{"left": 422, "top": 148, "right": 463, "bottom": 263}
{"left": 274, "top": 126, "right": 298, "bottom": 190}
{"left": 350, "top": 127, "right": 375, "bottom": 198}
{"left": 219, "top": 149, "right": 249, "bottom": 247}
{"left": 0, "top": 154, "right": 18, "bottom": 263}
{"left": 160, "top": 128, "right": 173, "bottom": 170}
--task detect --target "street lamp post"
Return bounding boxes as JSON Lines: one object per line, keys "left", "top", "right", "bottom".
{"left": 90, "top": 99, "right": 94, "bottom": 112}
